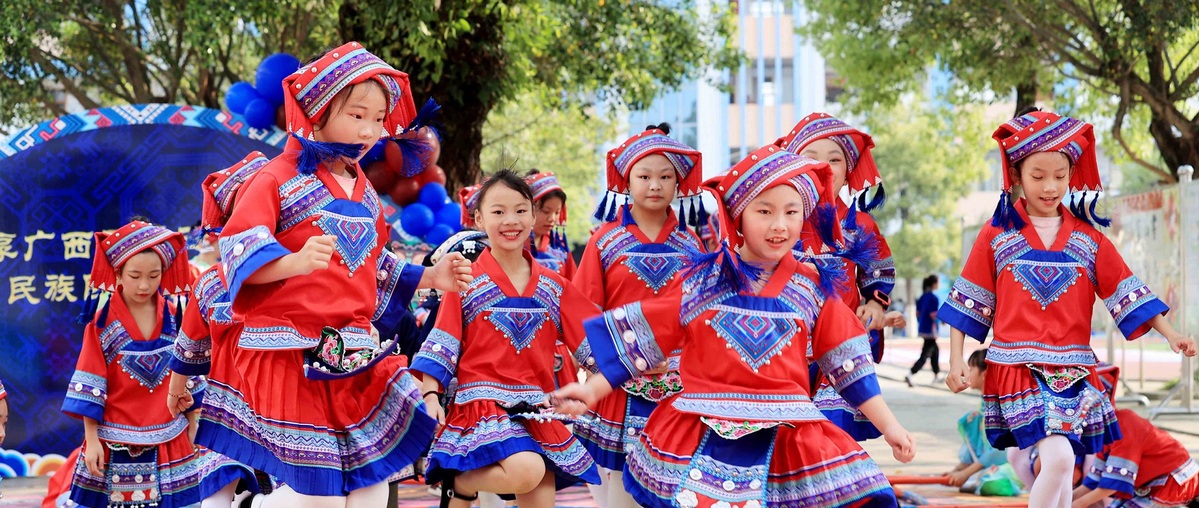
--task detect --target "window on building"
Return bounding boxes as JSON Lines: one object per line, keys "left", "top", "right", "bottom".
{"left": 826, "top": 68, "right": 846, "bottom": 104}
{"left": 729, "top": 58, "right": 795, "bottom": 105}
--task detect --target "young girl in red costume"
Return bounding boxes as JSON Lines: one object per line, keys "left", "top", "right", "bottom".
{"left": 555, "top": 145, "right": 915, "bottom": 508}
{"left": 572, "top": 123, "right": 704, "bottom": 508}
{"left": 62, "top": 220, "right": 206, "bottom": 508}
{"left": 525, "top": 170, "right": 577, "bottom": 279}
{"left": 525, "top": 170, "right": 582, "bottom": 389}
{"left": 775, "top": 112, "right": 903, "bottom": 441}
{"left": 411, "top": 170, "right": 601, "bottom": 508}
{"left": 206, "top": 42, "right": 472, "bottom": 507}
{"left": 165, "top": 153, "right": 270, "bottom": 508}
{"left": 943, "top": 109, "right": 1196, "bottom": 508}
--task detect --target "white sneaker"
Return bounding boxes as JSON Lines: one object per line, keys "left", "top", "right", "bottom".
{"left": 904, "top": 374, "right": 914, "bottom": 387}
{"left": 933, "top": 373, "right": 947, "bottom": 385}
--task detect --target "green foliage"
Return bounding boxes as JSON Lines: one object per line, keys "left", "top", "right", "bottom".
{"left": 864, "top": 98, "right": 991, "bottom": 278}
{"left": 802, "top": 0, "right": 1199, "bottom": 184}
{"left": 0, "top": 0, "right": 339, "bottom": 130}
{"left": 479, "top": 93, "right": 619, "bottom": 246}
{"left": 340, "top": 0, "right": 741, "bottom": 190}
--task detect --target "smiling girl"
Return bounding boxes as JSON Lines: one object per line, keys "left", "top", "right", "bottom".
{"left": 942, "top": 109, "right": 1196, "bottom": 508}
{"left": 554, "top": 145, "right": 915, "bottom": 508}
{"left": 411, "top": 169, "right": 601, "bottom": 508}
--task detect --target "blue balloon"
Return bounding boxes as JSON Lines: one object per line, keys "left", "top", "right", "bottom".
{"left": 243, "top": 98, "right": 277, "bottom": 130}
{"left": 256, "top": 53, "right": 300, "bottom": 106}
{"left": 225, "top": 81, "right": 260, "bottom": 114}
{"left": 362, "top": 140, "right": 387, "bottom": 165}
{"left": 435, "top": 202, "right": 463, "bottom": 231}
{"left": 425, "top": 224, "right": 456, "bottom": 247}
{"left": 400, "top": 203, "right": 435, "bottom": 237}
{"left": 419, "top": 183, "right": 449, "bottom": 208}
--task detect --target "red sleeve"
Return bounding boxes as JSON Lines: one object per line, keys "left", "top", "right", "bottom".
{"left": 217, "top": 171, "right": 291, "bottom": 303}
{"left": 558, "top": 281, "right": 602, "bottom": 353}
{"left": 1094, "top": 234, "right": 1168, "bottom": 340}
{"left": 938, "top": 227, "right": 999, "bottom": 342}
{"left": 61, "top": 322, "right": 108, "bottom": 421}
{"left": 409, "top": 289, "right": 463, "bottom": 388}
{"left": 168, "top": 286, "right": 212, "bottom": 376}
{"left": 812, "top": 297, "right": 880, "bottom": 407}
{"left": 581, "top": 292, "right": 684, "bottom": 385}
{"left": 562, "top": 250, "right": 578, "bottom": 280}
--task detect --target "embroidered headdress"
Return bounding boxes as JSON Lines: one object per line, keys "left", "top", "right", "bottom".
{"left": 282, "top": 41, "right": 431, "bottom": 176}
{"left": 776, "top": 112, "right": 884, "bottom": 212}
{"left": 597, "top": 125, "right": 704, "bottom": 228}
{"left": 991, "top": 109, "right": 1105, "bottom": 229}
{"left": 201, "top": 152, "right": 270, "bottom": 233}
{"left": 458, "top": 183, "right": 482, "bottom": 229}
{"left": 690, "top": 145, "right": 844, "bottom": 294}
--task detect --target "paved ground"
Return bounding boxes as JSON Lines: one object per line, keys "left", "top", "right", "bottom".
{"left": 3, "top": 335, "right": 1196, "bottom": 507}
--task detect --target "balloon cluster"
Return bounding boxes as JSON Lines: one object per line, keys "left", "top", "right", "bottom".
{"left": 355, "top": 125, "right": 457, "bottom": 246}
{"left": 222, "top": 53, "right": 462, "bottom": 247}
{"left": 224, "top": 53, "right": 301, "bottom": 130}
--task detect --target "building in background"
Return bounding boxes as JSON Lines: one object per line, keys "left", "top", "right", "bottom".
{"left": 625, "top": 0, "right": 830, "bottom": 178}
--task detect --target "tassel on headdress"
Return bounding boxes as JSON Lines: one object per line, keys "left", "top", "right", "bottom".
{"left": 600, "top": 125, "right": 703, "bottom": 223}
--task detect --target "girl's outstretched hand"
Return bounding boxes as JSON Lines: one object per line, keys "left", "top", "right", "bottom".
{"left": 946, "top": 360, "right": 970, "bottom": 393}
{"left": 1167, "top": 333, "right": 1197, "bottom": 357}
{"left": 423, "top": 393, "right": 446, "bottom": 428}
{"left": 882, "top": 424, "right": 916, "bottom": 463}
{"left": 427, "top": 252, "right": 474, "bottom": 292}
{"left": 549, "top": 383, "right": 596, "bottom": 416}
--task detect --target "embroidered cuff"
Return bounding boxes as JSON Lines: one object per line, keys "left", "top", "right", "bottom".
{"left": 858, "top": 256, "right": 896, "bottom": 296}
{"left": 220, "top": 225, "right": 290, "bottom": 303}
{"left": 1090, "top": 456, "right": 1138, "bottom": 495}
{"left": 169, "top": 329, "right": 212, "bottom": 376}
{"left": 62, "top": 371, "right": 107, "bottom": 421}
{"left": 1104, "top": 276, "right": 1169, "bottom": 340}
{"left": 185, "top": 375, "right": 207, "bottom": 412}
{"left": 816, "top": 336, "right": 878, "bottom": 406}
{"left": 410, "top": 328, "right": 460, "bottom": 388}
{"left": 941, "top": 278, "right": 995, "bottom": 342}
{"left": 571, "top": 337, "right": 601, "bottom": 375}
{"left": 373, "top": 252, "right": 424, "bottom": 322}
{"left": 585, "top": 302, "right": 666, "bottom": 387}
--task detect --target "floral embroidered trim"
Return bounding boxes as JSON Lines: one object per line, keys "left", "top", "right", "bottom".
{"left": 621, "top": 370, "right": 683, "bottom": 402}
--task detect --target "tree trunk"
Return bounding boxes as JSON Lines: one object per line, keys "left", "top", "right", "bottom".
{"left": 1148, "top": 112, "right": 1191, "bottom": 183}
{"left": 432, "top": 91, "right": 492, "bottom": 193}
{"left": 1013, "top": 78, "right": 1038, "bottom": 118}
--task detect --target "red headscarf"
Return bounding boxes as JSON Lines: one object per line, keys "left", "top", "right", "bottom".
{"left": 89, "top": 221, "right": 191, "bottom": 296}
{"left": 200, "top": 151, "right": 270, "bottom": 232}
{"left": 458, "top": 183, "right": 482, "bottom": 228}
{"left": 990, "top": 110, "right": 1105, "bottom": 229}
{"left": 776, "top": 112, "right": 883, "bottom": 210}
{"left": 597, "top": 127, "right": 703, "bottom": 224}
{"left": 281, "top": 42, "right": 418, "bottom": 175}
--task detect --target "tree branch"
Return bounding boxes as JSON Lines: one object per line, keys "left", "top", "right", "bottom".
{"left": 29, "top": 50, "right": 105, "bottom": 109}
{"left": 1112, "top": 79, "right": 1171, "bottom": 180}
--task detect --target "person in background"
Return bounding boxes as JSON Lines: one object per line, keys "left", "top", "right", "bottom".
{"left": 907, "top": 275, "right": 943, "bottom": 386}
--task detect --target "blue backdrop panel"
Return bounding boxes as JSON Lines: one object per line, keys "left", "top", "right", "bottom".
{"left": 0, "top": 104, "right": 285, "bottom": 472}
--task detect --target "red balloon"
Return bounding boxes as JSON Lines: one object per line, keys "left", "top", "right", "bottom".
{"left": 420, "top": 127, "right": 441, "bottom": 166}
{"left": 383, "top": 139, "right": 405, "bottom": 174}
{"left": 364, "top": 160, "right": 398, "bottom": 193}
{"left": 388, "top": 177, "right": 421, "bottom": 206}
{"left": 417, "top": 164, "right": 447, "bottom": 185}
